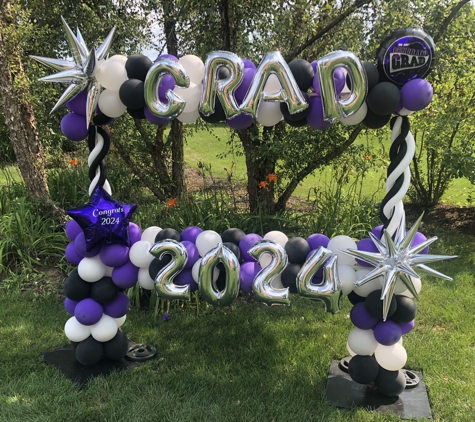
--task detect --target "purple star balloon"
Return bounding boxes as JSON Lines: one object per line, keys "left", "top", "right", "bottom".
{"left": 67, "top": 185, "right": 137, "bottom": 252}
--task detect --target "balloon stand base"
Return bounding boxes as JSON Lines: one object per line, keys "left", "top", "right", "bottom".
{"left": 43, "top": 341, "right": 156, "bottom": 389}
{"left": 325, "top": 360, "right": 432, "bottom": 419}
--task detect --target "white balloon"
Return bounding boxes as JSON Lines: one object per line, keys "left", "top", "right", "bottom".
{"left": 129, "top": 241, "right": 154, "bottom": 269}
{"left": 263, "top": 74, "right": 282, "bottom": 94}
{"left": 263, "top": 231, "right": 288, "bottom": 247}
{"left": 347, "top": 327, "right": 379, "bottom": 356}
{"left": 354, "top": 268, "right": 381, "bottom": 297}
{"left": 64, "top": 317, "right": 91, "bottom": 342}
{"left": 115, "top": 314, "right": 127, "bottom": 327}
{"left": 91, "top": 314, "right": 118, "bottom": 342}
{"left": 177, "top": 108, "right": 200, "bottom": 123}
{"left": 191, "top": 259, "right": 219, "bottom": 283}
{"left": 340, "top": 102, "right": 367, "bottom": 125}
{"left": 375, "top": 343, "right": 407, "bottom": 371}
{"left": 104, "top": 266, "right": 114, "bottom": 277}
{"left": 256, "top": 101, "right": 283, "bottom": 126}
{"left": 327, "top": 235, "right": 357, "bottom": 266}
{"left": 78, "top": 255, "right": 107, "bottom": 282}
{"left": 141, "top": 226, "right": 162, "bottom": 243}
{"left": 195, "top": 230, "right": 223, "bottom": 257}
{"left": 138, "top": 267, "right": 155, "bottom": 290}
{"left": 271, "top": 274, "right": 285, "bottom": 290}
{"left": 347, "top": 341, "right": 357, "bottom": 357}
{"left": 174, "top": 83, "right": 202, "bottom": 113}
{"left": 337, "top": 264, "right": 357, "bottom": 296}
{"left": 259, "top": 253, "right": 272, "bottom": 269}
{"left": 98, "top": 89, "right": 127, "bottom": 118}
{"left": 400, "top": 276, "right": 422, "bottom": 298}
{"left": 108, "top": 54, "right": 128, "bottom": 65}
{"left": 179, "top": 55, "right": 205, "bottom": 85}
{"left": 96, "top": 59, "right": 128, "bottom": 91}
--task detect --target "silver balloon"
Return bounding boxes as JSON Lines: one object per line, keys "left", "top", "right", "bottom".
{"left": 198, "top": 244, "right": 240, "bottom": 306}
{"left": 149, "top": 239, "right": 190, "bottom": 301}
{"left": 145, "top": 58, "right": 190, "bottom": 119}
{"left": 297, "top": 247, "right": 342, "bottom": 313}
{"left": 317, "top": 51, "right": 367, "bottom": 122}
{"left": 248, "top": 240, "right": 290, "bottom": 306}
{"left": 240, "top": 51, "right": 308, "bottom": 118}
{"left": 200, "top": 51, "right": 244, "bottom": 119}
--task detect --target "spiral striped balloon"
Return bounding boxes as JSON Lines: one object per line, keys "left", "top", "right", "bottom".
{"left": 87, "top": 125, "right": 111, "bottom": 196}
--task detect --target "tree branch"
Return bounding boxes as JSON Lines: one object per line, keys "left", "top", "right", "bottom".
{"left": 433, "top": 0, "right": 471, "bottom": 43}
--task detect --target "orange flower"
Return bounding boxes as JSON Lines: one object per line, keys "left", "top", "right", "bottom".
{"left": 68, "top": 159, "right": 78, "bottom": 165}
{"left": 266, "top": 173, "right": 278, "bottom": 183}
{"left": 365, "top": 155, "right": 371, "bottom": 160}
{"left": 166, "top": 197, "right": 177, "bottom": 207}
{"left": 259, "top": 181, "right": 269, "bottom": 189}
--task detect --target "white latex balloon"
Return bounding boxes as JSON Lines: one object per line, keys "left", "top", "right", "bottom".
{"left": 347, "top": 327, "right": 379, "bottom": 356}
{"left": 108, "top": 54, "right": 128, "bottom": 65}
{"left": 263, "top": 74, "right": 282, "bottom": 94}
{"left": 174, "top": 83, "right": 202, "bottom": 113}
{"left": 256, "top": 101, "right": 283, "bottom": 126}
{"left": 340, "top": 102, "right": 367, "bottom": 125}
{"left": 354, "top": 268, "right": 381, "bottom": 297}
{"left": 64, "top": 317, "right": 91, "bottom": 342}
{"left": 400, "top": 276, "right": 422, "bottom": 298}
{"left": 271, "top": 274, "right": 285, "bottom": 290}
{"left": 78, "top": 255, "right": 107, "bottom": 282}
{"left": 138, "top": 267, "right": 155, "bottom": 290}
{"left": 375, "top": 343, "right": 407, "bottom": 371}
{"left": 115, "top": 314, "right": 127, "bottom": 327}
{"left": 91, "top": 314, "right": 118, "bottom": 342}
{"left": 191, "top": 259, "right": 219, "bottom": 283}
{"left": 104, "top": 266, "right": 114, "bottom": 277}
{"left": 338, "top": 264, "right": 357, "bottom": 296}
{"left": 195, "top": 230, "right": 223, "bottom": 257}
{"left": 263, "top": 231, "right": 288, "bottom": 247}
{"left": 327, "top": 235, "right": 357, "bottom": 266}
{"left": 129, "top": 241, "right": 154, "bottom": 269}
{"left": 141, "top": 226, "right": 162, "bottom": 244}
{"left": 259, "top": 253, "right": 272, "bottom": 269}
{"left": 177, "top": 108, "right": 200, "bottom": 123}
{"left": 96, "top": 59, "right": 128, "bottom": 91}
{"left": 98, "top": 89, "right": 127, "bottom": 118}
{"left": 179, "top": 55, "right": 205, "bottom": 85}
{"left": 347, "top": 341, "right": 357, "bottom": 357}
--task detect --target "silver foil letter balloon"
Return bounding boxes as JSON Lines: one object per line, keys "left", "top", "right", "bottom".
{"left": 248, "top": 240, "right": 290, "bottom": 306}
{"left": 297, "top": 247, "right": 342, "bottom": 313}
{"left": 240, "top": 51, "right": 308, "bottom": 117}
{"left": 149, "top": 239, "right": 190, "bottom": 301}
{"left": 144, "top": 58, "right": 190, "bottom": 119}
{"left": 317, "top": 51, "right": 367, "bottom": 122}
{"left": 198, "top": 243, "right": 240, "bottom": 306}
{"left": 200, "top": 51, "right": 244, "bottom": 119}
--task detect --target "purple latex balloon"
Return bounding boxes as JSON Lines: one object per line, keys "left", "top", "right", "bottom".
{"left": 144, "top": 106, "right": 169, "bottom": 125}
{"left": 65, "top": 220, "right": 82, "bottom": 241}
{"left": 181, "top": 226, "right": 203, "bottom": 244}
{"left": 111, "top": 260, "right": 139, "bottom": 289}
{"left": 227, "top": 113, "right": 254, "bottom": 130}
{"left": 74, "top": 298, "right": 104, "bottom": 326}
{"left": 412, "top": 232, "right": 429, "bottom": 254}
{"left": 307, "top": 96, "right": 332, "bottom": 130}
{"left": 399, "top": 319, "right": 415, "bottom": 335}
{"left": 239, "top": 233, "right": 263, "bottom": 262}
{"left": 371, "top": 225, "right": 384, "bottom": 239}
{"left": 61, "top": 113, "right": 89, "bottom": 141}
{"left": 100, "top": 244, "right": 130, "bottom": 268}
{"left": 241, "top": 58, "right": 256, "bottom": 71}
{"left": 64, "top": 298, "right": 78, "bottom": 315}
{"left": 356, "top": 238, "right": 378, "bottom": 267}
{"left": 74, "top": 231, "right": 101, "bottom": 258}
{"left": 155, "top": 53, "right": 178, "bottom": 62}
{"left": 182, "top": 241, "right": 200, "bottom": 269}
{"left": 401, "top": 79, "right": 433, "bottom": 111}
{"left": 235, "top": 68, "right": 256, "bottom": 103}
{"left": 66, "top": 241, "right": 83, "bottom": 266}
{"left": 67, "top": 89, "right": 87, "bottom": 115}
{"left": 312, "top": 67, "right": 345, "bottom": 96}
{"left": 128, "top": 222, "right": 142, "bottom": 245}
{"left": 350, "top": 302, "right": 379, "bottom": 329}
{"left": 175, "top": 268, "right": 198, "bottom": 292}
{"left": 103, "top": 292, "right": 130, "bottom": 318}
{"left": 159, "top": 74, "right": 175, "bottom": 99}
{"left": 373, "top": 320, "right": 402, "bottom": 346}
{"left": 307, "top": 233, "right": 330, "bottom": 250}
{"left": 240, "top": 261, "right": 261, "bottom": 293}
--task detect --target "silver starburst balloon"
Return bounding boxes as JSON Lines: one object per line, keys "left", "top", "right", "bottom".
{"left": 344, "top": 213, "right": 457, "bottom": 320}
{"left": 31, "top": 17, "right": 116, "bottom": 128}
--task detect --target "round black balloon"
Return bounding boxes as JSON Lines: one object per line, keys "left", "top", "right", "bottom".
{"left": 362, "top": 108, "right": 391, "bottom": 129}
{"left": 199, "top": 98, "right": 226, "bottom": 123}
{"left": 223, "top": 242, "right": 241, "bottom": 261}
{"left": 127, "top": 107, "right": 146, "bottom": 119}
{"left": 285, "top": 237, "right": 310, "bottom": 264}
{"left": 218, "top": 67, "right": 231, "bottom": 79}
{"left": 91, "top": 277, "right": 119, "bottom": 304}
{"left": 367, "top": 82, "right": 401, "bottom": 116}
{"left": 390, "top": 295, "right": 417, "bottom": 324}
{"left": 75, "top": 336, "right": 103, "bottom": 366}
{"left": 285, "top": 115, "right": 308, "bottom": 127}
{"left": 119, "top": 79, "right": 145, "bottom": 110}
{"left": 281, "top": 263, "right": 302, "bottom": 293}
{"left": 363, "top": 62, "right": 380, "bottom": 91}
{"left": 348, "top": 355, "right": 380, "bottom": 384}
{"left": 215, "top": 262, "right": 226, "bottom": 291}
{"left": 148, "top": 255, "right": 173, "bottom": 280}
{"left": 280, "top": 93, "right": 310, "bottom": 122}
{"left": 374, "top": 367, "right": 406, "bottom": 397}
{"left": 125, "top": 54, "right": 153, "bottom": 81}
{"left": 288, "top": 59, "right": 314, "bottom": 92}
{"left": 93, "top": 113, "right": 114, "bottom": 126}
{"left": 70, "top": 340, "right": 79, "bottom": 349}
{"left": 103, "top": 331, "right": 130, "bottom": 361}
{"left": 348, "top": 290, "right": 366, "bottom": 305}
{"left": 365, "top": 289, "right": 397, "bottom": 320}
{"left": 155, "top": 228, "right": 181, "bottom": 242}
{"left": 63, "top": 269, "right": 91, "bottom": 301}
{"left": 222, "top": 228, "right": 246, "bottom": 245}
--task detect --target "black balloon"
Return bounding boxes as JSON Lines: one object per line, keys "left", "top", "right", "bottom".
{"left": 199, "top": 98, "right": 226, "bottom": 123}
{"left": 70, "top": 340, "right": 79, "bottom": 349}
{"left": 63, "top": 269, "right": 91, "bottom": 301}
{"left": 218, "top": 67, "right": 231, "bottom": 79}
{"left": 285, "top": 115, "right": 308, "bottom": 127}
{"left": 222, "top": 228, "right": 246, "bottom": 245}
{"left": 281, "top": 93, "right": 310, "bottom": 122}
{"left": 75, "top": 336, "right": 103, "bottom": 366}
{"left": 93, "top": 113, "right": 114, "bottom": 126}
{"left": 125, "top": 54, "right": 153, "bottom": 81}
{"left": 390, "top": 295, "right": 417, "bottom": 324}
{"left": 215, "top": 262, "right": 226, "bottom": 291}
{"left": 148, "top": 255, "right": 173, "bottom": 280}
{"left": 223, "top": 242, "right": 241, "bottom": 261}
{"left": 281, "top": 263, "right": 301, "bottom": 293}
{"left": 367, "top": 82, "right": 401, "bottom": 116}
{"left": 348, "top": 355, "right": 380, "bottom": 384}
{"left": 91, "top": 277, "right": 119, "bottom": 304}
{"left": 119, "top": 79, "right": 145, "bottom": 110}
{"left": 288, "top": 59, "right": 314, "bottom": 92}
{"left": 155, "top": 228, "right": 181, "bottom": 242}
{"left": 103, "top": 331, "right": 129, "bottom": 361}
{"left": 362, "top": 108, "right": 391, "bottom": 129}
{"left": 365, "top": 289, "right": 397, "bottom": 320}
{"left": 374, "top": 367, "right": 406, "bottom": 397}
{"left": 363, "top": 62, "right": 380, "bottom": 91}
{"left": 285, "top": 237, "right": 310, "bottom": 264}
{"left": 128, "top": 107, "right": 146, "bottom": 119}
{"left": 348, "top": 290, "right": 366, "bottom": 305}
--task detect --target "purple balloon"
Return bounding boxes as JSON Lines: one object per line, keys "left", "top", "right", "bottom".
{"left": 74, "top": 298, "right": 104, "bottom": 326}
{"left": 241, "top": 58, "right": 256, "bottom": 71}
{"left": 100, "top": 244, "right": 130, "bottom": 267}
{"left": 371, "top": 225, "right": 384, "bottom": 239}
{"left": 61, "top": 113, "right": 89, "bottom": 141}
{"left": 103, "top": 292, "right": 130, "bottom": 318}
{"left": 67, "top": 90, "right": 87, "bottom": 115}
{"left": 65, "top": 220, "right": 82, "bottom": 241}
{"left": 401, "top": 79, "right": 433, "bottom": 111}
{"left": 307, "top": 96, "right": 332, "bottom": 130}
{"left": 64, "top": 298, "right": 78, "bottom": 315}
{"left": 350, "top": 302, "right": 379, "bottom": 329}
{"left": 74, "top": 232, "right": 101, "bottom": 258}
{"left": 159, "top": 74, "right": 175, "bottom": 99}
{"left": 399, "top": 319, "right": 415, "bottom": 335}
{"left": 373, "top": 320, "right": 402, "bottom": 346}
{"left": 240, "top": 262, "right": 261, "bottom": 293}
{"left": 312, "top": 68, "right": 345, "bottom": 96}
{"left": 356, "top": 238, "right": 378, "bottom": 267}
{"left": 412, "top": 232, "right": 429, "bottom": 254}
{"left": 181, "top": 226, "right": 203, "bottom": 244}
{"left": 182, "top": 241, "right": 200, "bottom": 269}
{"left": 155, "top": 53, "right": 178, "bottom": 62}
{"left": 111, "top": 260, "right": 139, "bottom": 289}
{"left": 227, "top": 113, "right": 254, "bottom": 130}
{"left": 65, "top": 241, "right": 83, "bottom": 266}
{"left": 239, "top": 233, "right": 263, "bottom": 262}
{"left": 235, "top": 68, "right": 256, "bottom": 103}
{"left": 175, "top": 268, "right": 198, "bottom": 292}
{"left": 305, "top": 250, "right": 328, "bottom": 279}
{"left": 128, "top": 222, "right": 142, "bottom": 245}
{"left": 144, "top": 106, "right": 169, "bottom": 125}
{"left": 307, "top": 233, "right": 330, "bottom": 250}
